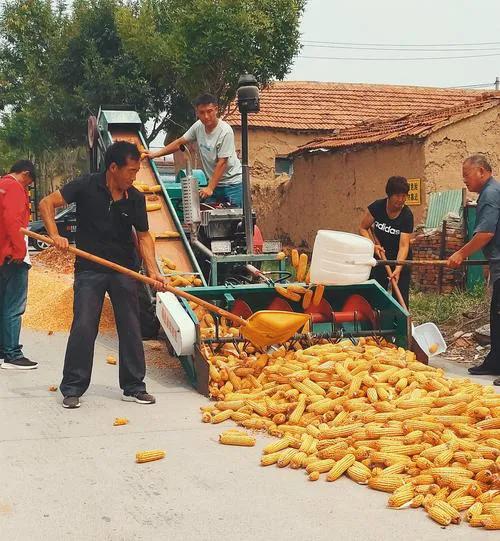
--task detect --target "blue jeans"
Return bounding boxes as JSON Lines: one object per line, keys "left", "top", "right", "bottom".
{"left": 206, "top": 183, "right": 243, "bottom": 207}
{"left": 0, "top": 262, "right": 29, "bottom": 360}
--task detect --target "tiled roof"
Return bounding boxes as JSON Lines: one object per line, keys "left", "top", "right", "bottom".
{"left": 224, "top": 81, "right": 483, "bottom": 131}
{"left": 290, "top": 93, "right": 500, "bottom": 156}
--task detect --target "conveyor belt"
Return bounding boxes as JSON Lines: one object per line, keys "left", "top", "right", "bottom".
{"left": 110, "top": 128, "right": 204, "bottom": 282}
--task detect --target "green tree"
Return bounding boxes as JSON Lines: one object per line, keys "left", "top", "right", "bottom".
{"left": 117, "top": 0, "right": 305, "bottom": 138}
{"left": 0, "top": 0, "right": 305, "bottom": 155}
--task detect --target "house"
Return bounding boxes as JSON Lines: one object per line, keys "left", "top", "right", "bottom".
{"left": 224, "top": 81, "right": 482, "bottom": 178}
{"left": 252, "top": 93, "right": 500, "bottom": 249}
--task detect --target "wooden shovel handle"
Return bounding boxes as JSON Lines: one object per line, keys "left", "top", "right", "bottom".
{"left": 377, "top": 259, "right": 488, "bottom": 266}
{"left": 21, "top": 228, "right": 248, "bottom": 327}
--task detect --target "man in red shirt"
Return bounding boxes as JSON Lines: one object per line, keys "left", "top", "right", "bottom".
{"left": 0, "top": 160, "right": 38, "bottom": 369}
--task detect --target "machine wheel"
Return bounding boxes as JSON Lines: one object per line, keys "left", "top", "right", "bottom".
{"left": 32, "top": 236, "right": 51, "bottom": 251}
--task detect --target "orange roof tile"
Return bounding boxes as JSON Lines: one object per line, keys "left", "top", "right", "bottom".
{"left": 224, "top": 81, "right": 483, "bottom": 132}
{"left": 290, "top": 93, "right": 500, "bottom": 156}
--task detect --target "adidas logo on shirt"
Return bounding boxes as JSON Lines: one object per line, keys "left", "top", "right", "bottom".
{"left": 374, "top": 221, "right": 400, "bottom": 235}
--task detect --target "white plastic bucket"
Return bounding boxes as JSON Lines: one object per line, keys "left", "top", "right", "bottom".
{"left": 310, "top": 230, "right": 375, "bottom": 285}
{"left": 412, "top": 322, "right": 447, "bottom": 357}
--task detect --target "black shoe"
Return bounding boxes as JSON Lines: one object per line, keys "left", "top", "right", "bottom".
{"left": 493, "top": 377, "right": 500, "bottom": 386}
{"left": 62, "top": 396, "right": 81, "bottom": 409}
{"left": 1, "top": 357, "right": 38, "bottom": 370}
{"left": 468, "top": 363, "right": 500, "bottom": 376}
{"left": 122, "top": 391, "right": 156, "bottom": 404}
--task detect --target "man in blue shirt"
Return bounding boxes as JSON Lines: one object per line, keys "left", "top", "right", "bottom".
{"left": 448, "top": 154, "right": 500, "bottom": 385}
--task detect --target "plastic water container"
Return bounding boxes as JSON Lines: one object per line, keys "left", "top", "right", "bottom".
{"left": 309, "top": 230, "right": 375, "bottom": 285}
{"left": 412, "top": 322, "right": 447, "bottom": 357}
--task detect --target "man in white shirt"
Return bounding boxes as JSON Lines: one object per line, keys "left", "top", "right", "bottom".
{"left": 145, "top": 94, "right": 243, "bottom": 207}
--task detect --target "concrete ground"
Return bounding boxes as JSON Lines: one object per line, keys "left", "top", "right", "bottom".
{"left": 0, "top": 329, "right": 498, "bottom": 541}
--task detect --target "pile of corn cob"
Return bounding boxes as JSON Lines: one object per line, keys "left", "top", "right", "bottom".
{"left": 200, "top": 338, "right": 500, "bottom": 529}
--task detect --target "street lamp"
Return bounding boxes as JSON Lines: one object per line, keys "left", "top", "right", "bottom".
{"left": 236, "top": 74, "right": 260, "bottom": 254}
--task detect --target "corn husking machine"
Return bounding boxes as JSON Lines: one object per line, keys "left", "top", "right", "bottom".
{"left": 88, "top": 76, "right": 412, "bottom": 396}
{"left": 154, "top": 76, "right": 412, "bottom": 395}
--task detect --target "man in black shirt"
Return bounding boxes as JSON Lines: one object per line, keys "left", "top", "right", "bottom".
{"left": 359, "top": 176, "right": 414, "bottom": 307}
{"left": 39, "top": 141, "right": 165, "bottom": 409}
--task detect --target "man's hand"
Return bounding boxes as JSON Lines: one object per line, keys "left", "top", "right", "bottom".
{"left": 199, "top": 187, "right": 214, "bottom": 200}
{"left": 389, "top": 267, "right": 401, "bottom": 285}
{"left": 141, "top": 150, "right": 153, "bottom": 160}
{"left": 447, "top": 250, "right": 465, "bottom": 269}
{"left": 374, "top": 244, "right": 386, "bottom": 259}
{"left": 147, "top": 271, "right": 167, "bottom": 292}
{"left": 50, "top": 234, "right": 69, "bottom": 250}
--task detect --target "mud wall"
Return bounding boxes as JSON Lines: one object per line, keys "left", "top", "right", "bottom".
{"left": 252, "top": 141, "right": 426, "bottom": 249}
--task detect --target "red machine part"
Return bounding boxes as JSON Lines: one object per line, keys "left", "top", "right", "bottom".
{"left": 230, "top": 298, "right": 253, "bottom": 319}
{"left": 253, "top": 225, "right": 264, "bottom": 254}
{"left": 305, "top": 294, "right": 376, "bottom": 327}
{"left": 266, "top": 297, "right": 294, "bottom": 312}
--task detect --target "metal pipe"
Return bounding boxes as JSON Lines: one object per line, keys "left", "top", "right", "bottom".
{"left": 241, "top": 111, "right": 254, "bottom": 254}
{"left": 192, "top": 239, "right": 214, "bottom": 259}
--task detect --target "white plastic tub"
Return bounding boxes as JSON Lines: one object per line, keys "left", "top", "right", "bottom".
{"left": 412, "top": 322, "right": 447, "bottom": 357}
{"left": 310, "top": 230, "right": 375, "bottom": 285}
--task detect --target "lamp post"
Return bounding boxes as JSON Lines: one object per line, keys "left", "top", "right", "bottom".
{"left": 236, "top": 74, "right": 260, "bottom": 254}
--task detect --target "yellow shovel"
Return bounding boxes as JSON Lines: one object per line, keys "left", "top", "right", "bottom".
{"left": 22, "top": 229, "right": 309, "bottom": 348}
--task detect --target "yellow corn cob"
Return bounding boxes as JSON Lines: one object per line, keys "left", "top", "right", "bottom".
{"left": 431, "top": 500, "right": 461, "bottom": 524}
{"left": 288, "top": 395, "right": 307, "bottom": 425}
{"left": 465, "top": 502, "right": 483, "bottom": 522}
{"left": 291, "top": 249, "right": 299, "bottom": 268}
{"left": 388, "top": 483, "right": 414, "bottom": 508}
{"left": 277, "top": 448, "right": 298, "bottom": 468}
{"left": 469, "top": 514, "right": 494, "bottom": 527}
{"left": 211, "top": 410, "right": 234, "bottom": 424}
{"left": 483, "top": 502, "right": 500, "bottom": 514}
{"left": 296, "top": 253, "right": 308, "bottom": 282}
{"left": 368, "top": 475, "right": 407, "bottom": 493}
{"left": 476, "top": 418, "right": 500, "bottom": 430}
{"left": 275, "top": 286, "right": 301, "bottom": 302}
{"left": 135, "top": 450, "right": 166, "bottom": 463}
{"left": 347, "top": 461, "right": 372, "bottom": 484}
{"left": 448, "top": 496, "right": 476, "bottom": 511}
{"left": 302, "top": 289, "right": 313, "bottom": 309}
{"left": 483, "top": 516, "right": 500, "bottom": 529}
{"left": 261, "top": 451, "right": 283, "bottom": 466}
{"left": 326, "top": 453, "right": 356, "bottom": 482}
{"left": 263, "top": 436, "right": 294, "bottom": 455}
{"left": 434, "top": 447, "right": 454, "bottom": 467}
{"left": 290, "top": 451, "right": 308, "bottom": 469}
{"left": 219, "top": 431, "right": 256, "bottom": 446}
{"left": 306, "top": 459, "right": 336, "bottom": 474}
{"left": 312, "top": 284, "right": 325, "bottom": 307}
{"left": 427, "top": 505, "right": 452, "bottom": 526}
{"left": 309, "top": 470, "right": 320, "bottom": 481}
{"left": 411, "top": 494, "right": 425, "bottom": 508}
{"left": 146, "top": 202, "right": 161, "bottom": 212}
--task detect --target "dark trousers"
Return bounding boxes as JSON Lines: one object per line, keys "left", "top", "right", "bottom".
{"left": 484, "top": 278, "right": 500, "bottom": 371}
{"left": 0, "top": 262, "right": 29, "bottom": 360}
{"left": 60, "top": 271, "right": 146, "bottom": 397}
{"left": 370, "top": 265, "right": 411, "bottom": 308}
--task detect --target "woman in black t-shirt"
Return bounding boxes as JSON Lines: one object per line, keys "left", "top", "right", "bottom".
{"left": 359, "top": 176, "right": 414, "bottom": 307}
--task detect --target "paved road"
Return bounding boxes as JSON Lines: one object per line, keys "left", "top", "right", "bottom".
{"left": 0, "top": 329, "right": 497, "bottom": 541}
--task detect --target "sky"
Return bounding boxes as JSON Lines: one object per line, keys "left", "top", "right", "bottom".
{"left": 288, "top": 0, "right": 500, "bottom": 89}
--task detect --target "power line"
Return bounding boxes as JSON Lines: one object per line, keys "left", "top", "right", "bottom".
{"left": 302, "top": 43, "right": 500, "bottom": 52}
{"left": 302, "top": 40, "right": 500, "bottom": 47}
{"left": 298, "top": 53, "right": 500, "bottom": 61}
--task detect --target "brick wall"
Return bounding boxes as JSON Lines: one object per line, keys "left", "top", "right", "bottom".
{"left": 411, "top": 215, "right": 466, "bottom": 293}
